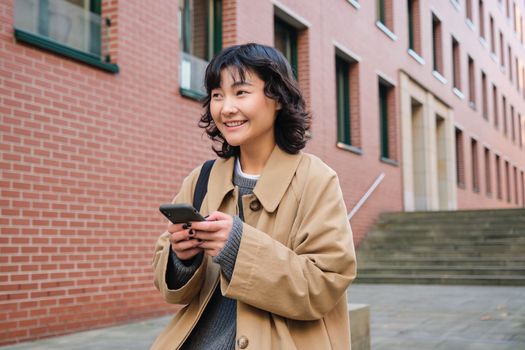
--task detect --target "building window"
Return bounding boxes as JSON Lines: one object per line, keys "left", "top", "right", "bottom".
{"left": 511, "top": 105, "right": 515, "bottom": 142}
{"left": 496, "top": 154, "right": 502, "bottom": 199}
{"left": 432, "top": 13, "right": 443, "bottom": 74}
{"left": 514, "top": 166, "right": 519, "bottom": 205}
{"left": 471, "top": 138, "right": 480, "bottom": 192}
{"left": 479, "top": 0, "right": 485, "bottom": 39}
{"left": 377, "top": 0, "right": 394, "bottom": 31}
{"left": 466, "top": 0, "right": 474, "bottom": 23}
{"left": 518, "top": 113, "right": 525, "bottom": 148}
{"left": 521, "top": 171, "right": 525, "bottom": 206}
{"left": 490, "top": 15, "right": 496, "bottom": 54}
{"left": 481, "top": 71, "right": 488, "bottom": 119}
{"left": 455, "top": 128, "right": 465, "bottom": 188}
{"left": 492, "top": 84, "right": 499, "bottom": 128}
{"left": 407, "top": 0, "right": 421, "bottom": 54}
{"left": 180, "top": 0, "right": 222, "bottom": 98}
{"left": 274, "top": 17, "right": 298, "bottom": 79}
{"left": 499, "top": 31, "right": 505, "bottom": 68}
{"left": 502, "top": 95, "right": 507, "bottom": 136}
{"left": 468, "top": 56, "right": 476, "bottom": 108}
{"left": 378, "top": 78, "right": 396, "bottom": 162}
{"left": 505, "top": 160, "right": 511, "bottom": 203}
{"left": 513, "top": 1, "right": 518, "bottom": 32}
{"left": 484, "top": 147, "right": 492, "bottom": 195}
{"left": 508, "top": 45, "right": 513, "bottom": 82}
{"left": 521, "top": 62, "right": 524, "bottom": 95}
{"left": 335, "top": 54, "right": 360, "bottom": 149}
{"left": 516, "top": 57, "right": 520, "bottom": 91}
{"left": 13, "top": 0, "right": 117, "bottom": 72}
{"left": 452, "top": 36, "right": 462, "bottom": 92}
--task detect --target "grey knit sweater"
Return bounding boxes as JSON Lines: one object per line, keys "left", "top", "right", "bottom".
{"left": 167, "top": 161, "right": 258, "bottom": 350}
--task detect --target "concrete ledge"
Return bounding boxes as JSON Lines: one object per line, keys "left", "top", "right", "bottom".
{"left": 348, "top": 303, "right": 370, "bottom": 350}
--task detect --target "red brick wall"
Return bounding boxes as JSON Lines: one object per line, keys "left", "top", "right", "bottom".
{"left": 1, "top": 0, "right": 525, "bottom": 345}
{"left": 1, "top": 0, "right": 209, "bottom": 344}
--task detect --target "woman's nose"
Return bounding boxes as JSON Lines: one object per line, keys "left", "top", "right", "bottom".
{"left": 221, "top": 97, "right": 238, "bottom": 116}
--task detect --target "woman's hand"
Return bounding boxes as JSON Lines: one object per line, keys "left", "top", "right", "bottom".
{"left": 168, "top": 222, "right": 203, "bottom": 261}
{"left": 191, "top": 211, "right": 233, "bottom": 257}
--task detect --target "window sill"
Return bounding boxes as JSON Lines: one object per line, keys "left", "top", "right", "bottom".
{"left": 432, "top": 70, "right": 447, "bottom": 84}
{"left": 453, "top": 87, "right": 465, "bottom": 100}
{"left": 375, "top": 21, "right": 397, "bottom": 41}
{"left": 408, "top": 49, "right": 425, "bottom": 65}
{"left": 465, "top": 19, "right": 476, "bottom": 32}
{"left": 479, "top": 37, "right": 488, "bottom": 48}
{"left": 337, "top": 142, "right": 363, "bottom": 155}
{"left": 180, "top": 87, "right": 206, "bottom": 101}
{"left": 450, "top": 0, "right": 461, "bottom": 11}
{"left": 490, "top": 52, "right": 498, "bottom": 63}
{"left": 457, "top": 183, "right": 466, "bottom": 190}
{"left": 346, "top": 0, "right": 360, "bottom": 9}
{"left": 14, "top": 28, "right": 119, "bottom": 74}
{"left": 469, "top": 101, "right": 477, "bottom": 110}
{"left": 380, "top": 157, "right": 398, "bottom": 167}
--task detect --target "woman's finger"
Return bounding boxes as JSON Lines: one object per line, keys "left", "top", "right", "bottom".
{"left": 168, "top": 222, "right": 189, "bottom": 233}
{"left": 172, "top": 237, "right": 201, "bottom": 252}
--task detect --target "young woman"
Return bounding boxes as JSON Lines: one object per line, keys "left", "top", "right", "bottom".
{"left": 152, "top": 43, "right": 356, "bottom": 350}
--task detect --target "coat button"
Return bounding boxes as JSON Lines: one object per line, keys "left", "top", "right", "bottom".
{"left": 249, "top": 199, "right": 261, "bottom": 211}
{"left": 237, "top": 335, "right": 249, "bottom": 349}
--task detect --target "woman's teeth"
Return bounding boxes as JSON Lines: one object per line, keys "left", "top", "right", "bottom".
{"left": 225, "top": 121, "right": 246, "bottom": 127}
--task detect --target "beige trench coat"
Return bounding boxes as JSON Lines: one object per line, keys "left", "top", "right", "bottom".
{"left": 151, "top": 146, "right": 357, "bottom": 350}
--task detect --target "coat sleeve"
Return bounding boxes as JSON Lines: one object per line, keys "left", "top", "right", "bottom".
{"left": 152, "top": 165, "right": 208, "bottom": 305}
{"left": 220, "top": 168, "right": 357, "bottom": 321}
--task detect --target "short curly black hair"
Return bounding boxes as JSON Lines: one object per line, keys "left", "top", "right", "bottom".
{"left": 199, "top": 43, "right": 311, "bottom": 158}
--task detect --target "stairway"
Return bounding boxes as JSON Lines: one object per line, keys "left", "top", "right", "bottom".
{"left": 355, "top": 208, "right": 525, "bottom": 285}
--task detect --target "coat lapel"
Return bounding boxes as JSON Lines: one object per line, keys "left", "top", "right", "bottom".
{"left": 253, "top": 146, "right": 302, "bottom": 213}
{"left": 206, "top": 146, "right": 302, "bottom": 213}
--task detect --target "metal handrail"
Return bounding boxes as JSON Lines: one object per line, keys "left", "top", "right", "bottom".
{"left": 347, "top": 173, "right": 385, "bottom": 221}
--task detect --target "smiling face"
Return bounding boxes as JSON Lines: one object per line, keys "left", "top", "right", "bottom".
{"left": 209, "top": 68, "right": 280, "bottom": 156}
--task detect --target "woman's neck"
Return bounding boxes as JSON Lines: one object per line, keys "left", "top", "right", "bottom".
{"left": 239, "top": 141, "right": 275, "bottom": 175}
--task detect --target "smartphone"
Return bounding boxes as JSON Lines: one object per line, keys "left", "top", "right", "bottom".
{"left": 159, "top": 203, "right": 206, "bottom": 224}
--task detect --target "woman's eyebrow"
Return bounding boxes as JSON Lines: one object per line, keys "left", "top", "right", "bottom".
{"left": 231, "top": 80, "right": 253, "bottom": 88}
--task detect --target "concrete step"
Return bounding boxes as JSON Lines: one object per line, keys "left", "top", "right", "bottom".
{"left": 354, "top": 274, "right": 525, "bottom": 286}
{"left": 359, "top": 237, "right": 525, "bottom": 247}
{"left": 356, "top": 209, "right": 525, "bottom": 285}
{"left": 358, "top": 243, "right": 525, "bottom": 253}
{"left": 377, "top": 208, "right": 525, "bottom": 221}
{"left": 368, "top": 228, "right": 525, "bottom": 236}
{"left": 357, "top": 266, "right": 525, "bottom": 276}
{"left": 355, "top": 257, "right": 525, "bottom": 267}
{"left": 358, "top": 250, "right": 525, "bottom": 258}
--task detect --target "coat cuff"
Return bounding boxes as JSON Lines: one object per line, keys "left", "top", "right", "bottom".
{"left": 212, "top": 216, "right": 243, "bottom": 281}
{"left": 167, "top": 250, "right": 203, "bottom": 290}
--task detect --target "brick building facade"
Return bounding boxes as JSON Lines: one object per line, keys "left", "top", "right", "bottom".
{"left": 1, "top": 0, "right": 524, "bottom": 345}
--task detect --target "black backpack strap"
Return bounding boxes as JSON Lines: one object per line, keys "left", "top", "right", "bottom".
{"left": 193, "top": 159, "right": 215, "bottom": 211}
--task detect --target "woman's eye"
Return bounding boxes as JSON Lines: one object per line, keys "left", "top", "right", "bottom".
{"left": 236, "top": 90, "right": 248, "bottom": 96}
{"left": 211, "top": 93, "right": 222, "bottom": 99}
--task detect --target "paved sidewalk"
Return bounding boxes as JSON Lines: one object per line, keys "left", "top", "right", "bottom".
{"left": 2, "top": 284, "right": 524, "bottom": 350}
{"left": 348, "top": 284, "right": 525, "bottom": 350}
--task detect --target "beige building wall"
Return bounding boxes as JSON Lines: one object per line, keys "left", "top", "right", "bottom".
{"left": 401, "top": 72, "right": 458, "bottom": 211}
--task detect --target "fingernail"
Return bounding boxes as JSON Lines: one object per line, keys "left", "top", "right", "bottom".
{"left": 188, "top": 229, "right": 195, "bottom": 236}
{"left": 182, "top": 223, "right": 191, "bottom": 230}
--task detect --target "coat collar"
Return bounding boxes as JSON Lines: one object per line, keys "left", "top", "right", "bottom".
{"left": 207, "top": 145, "right": 303, "bottom": 213}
